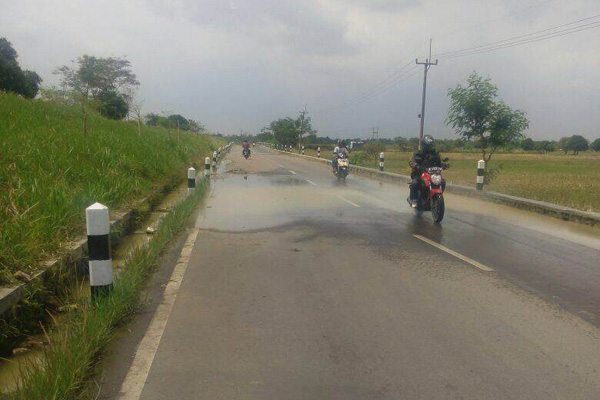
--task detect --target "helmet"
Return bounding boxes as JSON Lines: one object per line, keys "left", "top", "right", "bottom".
{"left": 422, "top": 134, "right": 435, "bottom": 151}
{"left": 339, "top": 140, "right": 347, "bottom": 148}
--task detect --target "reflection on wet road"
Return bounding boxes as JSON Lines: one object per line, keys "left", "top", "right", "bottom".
{"left": 123, "top": 145, "right": 600, "bottom": 400}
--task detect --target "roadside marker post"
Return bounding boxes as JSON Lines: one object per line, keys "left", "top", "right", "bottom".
{"left": 187, "top": 167, "right": 196, "bottom": 195}
{"left": 218, "top": 147, "right": 222, "bottom": 158}
{"left": 86, "top": 203, "right": 113, "bottom": 299}
{"left": 317, "top": 147, "right": 321, "bottom": 158}
{"left": 477, "top": 160, "right": 485, "bottom": 190}
{"left": 379, "top": 152, "right": 385, "bottom": 171}
{"left": 302, "top": 145, "right": 305, "bottom": 155}
{"left": 205, "top": 157, "right": 211, "bottom": 177}
{"left": 212, "top": 151, "right": 217, "bottom": 170}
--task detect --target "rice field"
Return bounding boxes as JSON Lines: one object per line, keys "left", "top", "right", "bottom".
{"left": 302, "top": 148, "right": 600, "bottom": 212}
{"left": 0, "top": 93, "right": 221, "bottom": 284}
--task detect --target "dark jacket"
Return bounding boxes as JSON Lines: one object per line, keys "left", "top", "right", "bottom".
{"left": 409, "top": 149, "right": 442, "bottom": 173}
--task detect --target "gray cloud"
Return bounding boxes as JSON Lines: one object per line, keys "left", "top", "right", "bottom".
{"left": 1, "top": 0, "right": 599, "bottom": 140}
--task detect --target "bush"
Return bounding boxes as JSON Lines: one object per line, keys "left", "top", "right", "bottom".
{"left": 591, "top": 138, "right": 600, "bottom": 152}
{"left": 362, "top": 141, "right": 386, "bottom": 160}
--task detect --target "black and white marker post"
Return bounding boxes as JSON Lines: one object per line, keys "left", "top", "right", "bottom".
{"left": 86, "top": 203, "right": 113, "bottom": 298}
{"left": 317, "top": 147, "right": 321, "bottom": 158}
{"left": 302, "top": 145, "right": 305, "bottom": 155}
{"left": 379, "top": 152, "right": 385, "bottom": 171}
{"left": 205, "top": 156, "right": 211, "bottom": 177}
{"left": 477, "top": 160, "right": 485, "bottom": 190}
{"left": 212, "top": 151, "right": 217, "bottom": 170}
{"left": 188, "top": 167, "right": 196, "bottom": 195}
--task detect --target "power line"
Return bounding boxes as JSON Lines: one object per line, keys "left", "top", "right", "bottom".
{"left": 436, "top": 14, "right": 600, "bottom": 59}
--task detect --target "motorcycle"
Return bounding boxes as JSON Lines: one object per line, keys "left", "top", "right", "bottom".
{"left": 408, "top": 160, "right": 449, "bottom": 223}
{"left": 242, "top": 148, "right": 251, "bottom": 159}
{"left": 334, "top": 155, "right": 350, "bottom": 180}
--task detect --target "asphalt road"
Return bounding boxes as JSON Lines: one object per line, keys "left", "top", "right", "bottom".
{"left": 106, "top": 146, "right": 600, "bottom": 400}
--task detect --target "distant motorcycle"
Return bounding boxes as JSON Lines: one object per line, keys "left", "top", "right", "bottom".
{"left": 334, "top": 155, "right": 350, "bottom": 180}
{"left": 408, "top": 160, "right": 449, "bottom": 223}
{"left": 243, "top": 148, "right": 251, "bottom": 159}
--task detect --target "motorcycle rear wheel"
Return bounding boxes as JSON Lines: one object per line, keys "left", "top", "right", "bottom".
{"left": 431, "top": 194, "right": 445, "bottom": 223}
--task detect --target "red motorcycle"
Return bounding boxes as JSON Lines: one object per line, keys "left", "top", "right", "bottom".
{"left": 409, "top": 161, "right": 449, "bottom": 223}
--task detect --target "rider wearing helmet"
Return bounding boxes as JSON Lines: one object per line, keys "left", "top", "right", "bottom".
{"left": 408, "top": 134, "right": 442, "bottom": 208}
{"left": 332, "top": 140, "right": 349, "bottom": 171}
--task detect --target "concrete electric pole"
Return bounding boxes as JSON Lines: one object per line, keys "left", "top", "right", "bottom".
{"left": 416, "top": 39, "right": 438, "bottom": 149}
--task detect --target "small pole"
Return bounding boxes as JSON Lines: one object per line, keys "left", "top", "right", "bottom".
{"left": 477, "top": 160, "right": 485, "bottom": 190}
{"left": 86, "top": 203, "right": 113, "bottom": 298}
{"left": 317, "top": 147, "right": 321, "bottom": 158}
{"left": 379, "top": 152, "right": 385, "bottom": 171}
{"left": 218, "top": 147, "right": 222, "bottom": 158}
{"left": 205, "top": 157, "right": 211, "bottom": 177}
{"left": 212, "top": 151, "right": 217, "bottom": 170}
{"left": 187, "top": 167, "right": 196, "bottom": 194}
{"left": 301, "top": 145, "right": 305, "bottom": 155}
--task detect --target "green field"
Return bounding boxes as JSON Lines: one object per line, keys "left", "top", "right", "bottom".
{"left": 0, "top": 93, "right": 221, "bottom": 284}
{"left": 301, "top": 148, "right": 600, "bottom": 212}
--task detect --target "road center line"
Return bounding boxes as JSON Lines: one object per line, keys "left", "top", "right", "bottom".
{"left": 337, "top": 195, "right": 361, "bottom": 208}
{"left": 306, "top": 179, "right": 317, "bottom": 186}
{"left": 289, "top": 170, "right": 297, "bottom": 175}
{"left": 413, "top": 234, "right": 494, "bottom": 272}
{"left": 117, "top": 228, "right": 200, "bottom": 400}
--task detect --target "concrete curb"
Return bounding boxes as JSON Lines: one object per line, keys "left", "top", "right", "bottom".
{"left": 263, "top": 145, "right": 600, "bottom": 227}
{"left": 0, "top": 144, "right": 232, "bottom": 317}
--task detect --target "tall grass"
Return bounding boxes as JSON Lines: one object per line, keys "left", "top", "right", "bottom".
{"left": 10, "top": 178, "right": 208, "bottom": 399}
{"left": 0, "top": 93, "right": 219, "bottom": 283}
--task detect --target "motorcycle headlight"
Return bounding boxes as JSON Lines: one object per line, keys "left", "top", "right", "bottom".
{"left": 431, "top": 174, "right": 442, "bottom": 185}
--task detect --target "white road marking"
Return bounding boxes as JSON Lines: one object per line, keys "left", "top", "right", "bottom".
{"left": 117, "top": 228, "right": 200, "bottom": 399}
{"left": 413, "top": 234, "right": 494, "bottom": 272}
{"left": 289, "top": 170, "right": 297, "bottom": 175}
{"left": 306, "top": 179, "right": 318, "bottom": 186}
{"left": 279, "top": 164, "right": 285, "bottom": 168}
{"left": 337, "top": 195, "right": 361, "bottom": 208}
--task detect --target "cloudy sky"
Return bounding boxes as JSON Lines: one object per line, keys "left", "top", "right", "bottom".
{"left": 2, "top": 0, "right": 599, "bottom": 140}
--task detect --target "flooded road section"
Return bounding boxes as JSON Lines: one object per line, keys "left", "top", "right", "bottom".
{"left": 117, "top": 146, "right": 600, "bottom": 400}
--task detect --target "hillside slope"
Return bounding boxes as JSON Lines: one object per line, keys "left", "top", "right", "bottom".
{"left": 0, "top": 93, "right": 220, "bottom": 284}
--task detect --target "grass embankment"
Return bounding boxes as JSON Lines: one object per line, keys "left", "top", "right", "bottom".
{"left": 0, "top": 92, "right": 220, "bottom": 284}
{"left": 10, "top": 178, "right": 209, "bottom": 399}
{"left": 302, "top": 148, "right": 600, "bottom": 212}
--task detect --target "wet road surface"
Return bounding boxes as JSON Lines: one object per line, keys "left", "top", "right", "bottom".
{"left": 109, "top": 146, "right": 600, "bottom": 399}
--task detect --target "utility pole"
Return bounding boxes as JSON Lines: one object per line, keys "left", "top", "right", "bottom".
{"left": 416, "top": 39, "right": 438, "bottom": 149}
{"left": 371, "top": 127, "right": 379, "bottom": 140}
{"left": 299, "top": 104, "right": 308, "bottom": 151}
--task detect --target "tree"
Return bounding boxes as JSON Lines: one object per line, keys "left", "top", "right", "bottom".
{"left": 0, "top": 37, "right": 42, "bottom": 98}
{"left": 535, "top": 140, "right": 555, "bottom": 153}
{"left": 557, "top": 137, "right": 569, "bottom": 154}
{"left": 97, "top": 90, "right": 129, "bottom": 120}
{"left": 55, "top": 55, "right": 139, "bottom": 133}
{"left": 168, "top": 114, "right": 190, "bottom": 131}
{"left": 145, "top": 113, "right": 161, "bottom": 126}
{"left": 446, "top": 72, "right": 529, "bottom": 179}
{"left": 520, "top": 138, "right": 535, "bottom": 151}
{"left": 566, "top": 135, "right": 589, "bottom": 155}
{"left": 271, "top": 117, "right": 299, "bottom": 146}
{"left": 591, "top": 138, "right": 600, "bottom": 152}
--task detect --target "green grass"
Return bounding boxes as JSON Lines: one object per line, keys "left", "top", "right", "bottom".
{"left": 0, "top": 93, "right": 221, "bottom": 284}
{"left": 10, "top": 178, "right": 209, "bottom": 400}
{"left": 301, "top": 148, "right": 600, "bottom": 212}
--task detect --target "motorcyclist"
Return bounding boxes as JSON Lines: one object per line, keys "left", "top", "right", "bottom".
{"left": 242, "top": 140, "right": 251, "bottom": 156}
{"left": 408, "top": 134, "right": 442, "bottom": 208}
{"left": 332, "top": 140, "right": 349, "bottom": 171}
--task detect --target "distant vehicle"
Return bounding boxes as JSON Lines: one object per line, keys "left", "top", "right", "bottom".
{"left": 408, "top": 160, "right": 449, "bottom": 223}
{"left": 252, "top": 142, "right": 256, "bottom": 147}
{"left": 334, "top": 154, "right": 349, "bottom": 180}
{"left": 243, "top": 148, "right": 251, "bottom": 159}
